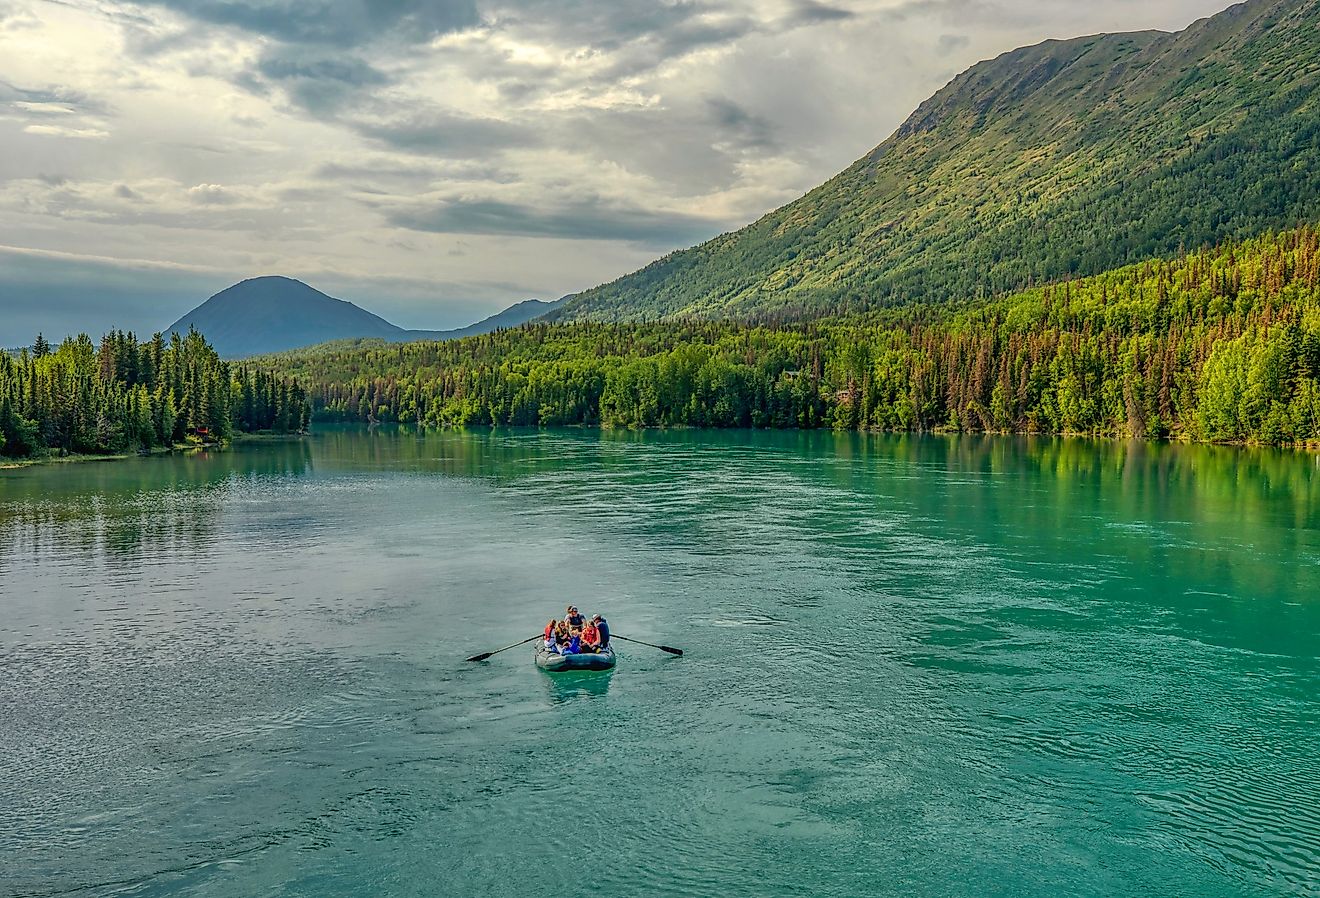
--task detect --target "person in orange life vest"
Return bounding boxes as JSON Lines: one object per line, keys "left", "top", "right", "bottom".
{"left": 581, "top": 619, "right": 600, "bottom": 652}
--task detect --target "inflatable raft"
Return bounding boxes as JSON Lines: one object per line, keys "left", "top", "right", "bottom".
{"left": 535, "top": 644, "right": 617, "bottom": 672}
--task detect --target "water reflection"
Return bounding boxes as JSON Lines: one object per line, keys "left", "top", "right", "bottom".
{"left": 0, "top": 440, "right": 313, "bottom": 568}
{"left": 542, "top": 670, "right": 614, "bottom": 704}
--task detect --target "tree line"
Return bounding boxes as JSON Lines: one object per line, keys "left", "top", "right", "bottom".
{"left": 261, "top": 226, "right": 1320, "bottom": 447}
{"left": 0, "top": 328, "right": 310, "bottom": 458}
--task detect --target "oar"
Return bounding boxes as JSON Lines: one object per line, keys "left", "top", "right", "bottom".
{"left": 611, "top": 634, "right": 684, "bottom": 657}
{"left": 465, "top": 634, "right": 541, "bottom": 663}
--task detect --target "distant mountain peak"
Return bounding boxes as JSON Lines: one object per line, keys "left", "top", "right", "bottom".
{"left": 165, "top": 278, "right": 403, "bottom": 358}
{"left": 165, "top": 277, "right": 565, "bottom": 358}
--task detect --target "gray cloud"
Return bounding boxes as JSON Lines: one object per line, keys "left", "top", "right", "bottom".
{"left": 555, "top": 99, "right": 781, "bottom": 197}
{"left": 0, "top": 247, "right": 231, "bottom": 344}
{"left": 128, "top": 0, "right": 476, "bottom": 117}
{"left": 937, "top": 32, "right": 971, "bottom": 53}
{"left": 486, "top": 0, "right": 837, "bottom": 84}
{"left": 387, "top": 196, "right": 722, "bottom": 245}
{"left": 705, "top": 97, "right": 778, "bottom": 152}
{"left": 354, "top": 112, "right": 541, "bottom": 157}
{"left": 135, "top": 0, "right": 480, "bottom": 49}
{"left": 488, "top": 0, "right": 735, "bottom": 52}
{"left": 314, "top": 158, "right": 516, "bottom": 187}
{"left": 0, "top": 78, "right": 108, "bottom": 115}
{"left": 252, "top": 47, "right": 391, "bottom": 114}
{"left": 786, "top": 0, "right": 855, "bottom": 25}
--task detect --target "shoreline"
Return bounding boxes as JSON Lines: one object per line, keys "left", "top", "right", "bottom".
{"left": 1, "top": 432, "right": 307, "bottom": 470}
{"left": 319, "top": 420, "right": 1320, "bottom": 453}
{"left": 6, "top": 426, "right": 1317, "bottom": 470}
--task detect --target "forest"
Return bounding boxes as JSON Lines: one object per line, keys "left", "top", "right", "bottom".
{"left": 264, "top": 226, "right": 1320, "bottom": 446}
{"left": 0, "top": 328, "right": 310, "bottom": 459}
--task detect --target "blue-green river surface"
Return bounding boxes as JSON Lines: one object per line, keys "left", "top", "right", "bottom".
{"left": 2, "top": 427, "right": 1319, "bottom": 897}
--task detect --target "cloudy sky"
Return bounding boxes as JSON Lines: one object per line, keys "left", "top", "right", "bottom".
{"left": 0, "top": 0, "right": 1228, "bottom": 344}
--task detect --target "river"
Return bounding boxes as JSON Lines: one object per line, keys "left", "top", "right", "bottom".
{"left": 2, "top": 428, "right": 1318, "bottom": 897}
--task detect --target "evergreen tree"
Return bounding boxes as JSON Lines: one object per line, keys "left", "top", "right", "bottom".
{"left": 0, "top": 328, "right": 309, "bottom": 458}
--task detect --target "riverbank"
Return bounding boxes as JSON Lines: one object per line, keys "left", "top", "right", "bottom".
{"left": 0, "top": 433, "right": 307, "bottom": 470}
{"left": 315, "top": 418, "right": 1320, "bottom": 453}
{"left": 0, "top": 446, "right": 177, "bottom": 470}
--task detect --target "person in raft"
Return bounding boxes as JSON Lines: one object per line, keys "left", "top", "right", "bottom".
{"left": 565, "top": 605, "right": 585, "bottom": 630}
{"left": 580, "top": 617, "right": 600, "bottom": 650}
{"left": 542, "top": 612, "right": 608, "bottom": 655}
{"left": 546, "top": 626, "right": 580, "bottom": 655}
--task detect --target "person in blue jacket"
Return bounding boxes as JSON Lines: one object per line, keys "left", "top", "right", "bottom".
{"left": 592, "top": 614, "right": 610, "bottom": 648}
{"left": 564, "top": 632, "right": 582, "bottom": 654}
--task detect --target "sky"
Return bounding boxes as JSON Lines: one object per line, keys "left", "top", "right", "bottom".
{"left": 0, "top": 0, "right": 1231, "bottom": 345}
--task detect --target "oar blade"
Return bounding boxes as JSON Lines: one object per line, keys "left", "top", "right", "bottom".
{"left": 465, "top": 634, "right": 541, "bottom": 663}
{"left": 612, "top": 634, "right": 684, "bottom": 656}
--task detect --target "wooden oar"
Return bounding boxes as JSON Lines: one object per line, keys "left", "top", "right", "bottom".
{"left": 465, "top": 634, "right": 541, "bottom": 662}
{"left": 611, "top": 634, "right": 684, "bottom": 656}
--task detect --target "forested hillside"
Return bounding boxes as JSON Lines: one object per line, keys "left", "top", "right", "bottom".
{"left": 0, "top": 329, "right": 309, "bottom": 459}
{"left": 263, "top": 227, "right": 1320, "bottom": 446}
{"left": 553, "top": 0, "right": 1320, "bottom": 322}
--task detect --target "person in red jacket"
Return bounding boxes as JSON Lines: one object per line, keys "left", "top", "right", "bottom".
{"left": 581, "top": 619, "right": 600, "bottom": 652}
{"left": 544, "top": 618, "right": 557, "bottom": 641}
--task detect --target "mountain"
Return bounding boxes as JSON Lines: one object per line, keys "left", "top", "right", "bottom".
{"left": 165, "top": 276, "right": 562, "bottom": 357}
{"left": 439, "top": 298, "right": 565, "bottom": 340}
{"left": 552, "top": 0, "right": 1320, "bottom": 322}
{"left": 167, "top": 277, "right": 402, "bottom": 356}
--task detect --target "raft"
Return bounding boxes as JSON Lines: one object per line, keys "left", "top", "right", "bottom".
{"left": 535, "top": 644, "right": 617, "bottom": 672}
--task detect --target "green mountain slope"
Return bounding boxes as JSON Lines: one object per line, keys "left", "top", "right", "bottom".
{"left": 553, "top": 0, "right": 1320, "bottom": 322}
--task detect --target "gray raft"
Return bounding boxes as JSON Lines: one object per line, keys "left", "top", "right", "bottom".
{"left": 535, "top": 644, "right": 617, "bottom": 672}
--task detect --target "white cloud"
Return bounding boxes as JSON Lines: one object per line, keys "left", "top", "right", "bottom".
{"left": 22, "top": 123, "right": 109, "bottom": 139}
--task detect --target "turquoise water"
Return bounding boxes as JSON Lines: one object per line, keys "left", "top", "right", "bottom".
{"left": 2, "top": 428, "right": 1318, "bottom": 897}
